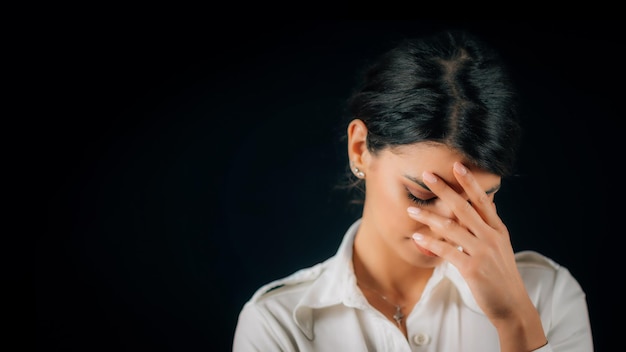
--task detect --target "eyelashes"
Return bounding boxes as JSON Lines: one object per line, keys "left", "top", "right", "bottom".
{"left": 406, "top": 190, "right": 436, "bottom": 206}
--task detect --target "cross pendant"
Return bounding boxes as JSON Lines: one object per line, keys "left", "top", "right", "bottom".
{"left": 393, "top": 306, "right": 404, "bottom": 326}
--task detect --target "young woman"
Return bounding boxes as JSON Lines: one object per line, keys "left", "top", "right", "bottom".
{"left": 232, "top": 29, "right": 593, "bottom": 352}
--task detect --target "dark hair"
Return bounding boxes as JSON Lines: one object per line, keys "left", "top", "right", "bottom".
{"left": 344, "top": 30, "right": 522, "bottom": 197}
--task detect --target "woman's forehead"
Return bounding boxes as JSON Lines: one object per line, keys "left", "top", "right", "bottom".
{"left": 382, "top": 143, "right": 501, "bottom": 191}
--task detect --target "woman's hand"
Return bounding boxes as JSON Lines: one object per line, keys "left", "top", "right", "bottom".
{"left": 407, "top": 161, "right": 547, "bottom": 351}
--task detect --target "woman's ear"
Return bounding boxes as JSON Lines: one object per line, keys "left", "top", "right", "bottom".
{"left": 347, "top": 119, "right": 370, "bottom": 170}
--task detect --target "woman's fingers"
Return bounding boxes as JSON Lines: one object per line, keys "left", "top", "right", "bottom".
{"left": 412, "top": 231, "right": 469, "bottom": 262}
{"left": 407, "top": 206, "right": 479, "bottom": 255}
{"left": 452, "top": 162, "right": 507, "bottom": 234}
{"left": 407, "top": 161, "right": 513, "bottom": 260}
{"left": 420, "top": 169, "right": 492, "bottom": 239}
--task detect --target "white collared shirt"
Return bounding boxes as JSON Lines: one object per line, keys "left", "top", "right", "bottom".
{"left": 233, "top": 219, "right": 593, "bottom": 351}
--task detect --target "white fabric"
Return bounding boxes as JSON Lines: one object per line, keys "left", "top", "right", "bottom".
{"left": 233, "top": 219, "right": 593, "bottom": 351}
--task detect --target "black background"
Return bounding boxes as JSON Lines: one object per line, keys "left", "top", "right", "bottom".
{"left": 38, "top": 20, "right": 620, "bottom": 351}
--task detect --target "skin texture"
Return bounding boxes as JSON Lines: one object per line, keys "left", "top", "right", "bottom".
{"left": 348, "top": 119, "right": 547, "bottom": 351}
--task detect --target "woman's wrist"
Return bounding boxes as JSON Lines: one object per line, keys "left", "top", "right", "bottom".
{"left": 492, "top": 304, "right": 547, "bottom": 352}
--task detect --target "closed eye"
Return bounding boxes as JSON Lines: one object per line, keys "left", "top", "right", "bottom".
{"left": 406, "top": 190, "right": 436, "bottom": 206}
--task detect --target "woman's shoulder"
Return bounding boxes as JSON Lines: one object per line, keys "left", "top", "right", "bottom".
{"left": 245, "top": 256, "right": 338, "bottom": 307}
{"left": 513, "top": 250, "right": 591, "bottom": 344}
{"left": 514, "top": 250, "right": 561, "bottom": 270}
{"left": 514, "top": 250, "right": 585, "bottom": 296}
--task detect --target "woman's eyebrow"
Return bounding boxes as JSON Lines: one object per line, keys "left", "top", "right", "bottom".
{"left": 403, "top": 174, "right": 431, "bottom": 192}
{"left": 403, "top": 174, "right": 501, "bottom": 194}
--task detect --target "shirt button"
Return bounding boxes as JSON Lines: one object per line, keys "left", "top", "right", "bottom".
{"left": 412, "top": 332, "right": 431, "bottom": 346}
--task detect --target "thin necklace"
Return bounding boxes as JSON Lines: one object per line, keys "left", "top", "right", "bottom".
{"left": 358, "top": 283, "right": 405, "bottom": 327}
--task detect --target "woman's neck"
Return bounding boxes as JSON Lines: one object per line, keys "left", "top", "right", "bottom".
{"left": 352, "top": 226, "right": 433, "bottom": 302}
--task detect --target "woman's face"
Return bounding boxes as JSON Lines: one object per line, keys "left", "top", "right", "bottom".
{"left": 360, "top": 142, "right": 502, "bottom": 267}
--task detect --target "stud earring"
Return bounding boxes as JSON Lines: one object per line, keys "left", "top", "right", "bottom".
{"left": 353, "top": 167, "right": 365, "bottom": 179}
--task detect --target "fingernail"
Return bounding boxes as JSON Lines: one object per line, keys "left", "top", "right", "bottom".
{"left": 412, "top": 233, "right": 424, "bottom": 242}
{"left": 454, "top": 162, "right": 467, "bottom": 175}
{"left": 422, "top": 171, "right": 437, "bottom": 183}
{"left": 407, "top": 207, "right": 420, "bottom": 216}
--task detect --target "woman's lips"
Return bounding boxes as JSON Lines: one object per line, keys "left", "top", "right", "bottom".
{"left": 413, "top": 241, "right": 437, "bottom": 257}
